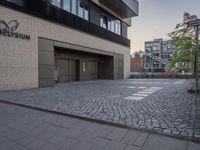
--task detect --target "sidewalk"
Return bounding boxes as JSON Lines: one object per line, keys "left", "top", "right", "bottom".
{"left": 0, "top": 102, "right": 199, "bottom": 150}
{"left": 0, "top": 79, "right": 200, "bottom": 140}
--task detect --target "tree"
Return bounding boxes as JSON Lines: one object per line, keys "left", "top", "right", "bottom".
{"left": 167, "top": 12, "right": 200, "bottom": 73}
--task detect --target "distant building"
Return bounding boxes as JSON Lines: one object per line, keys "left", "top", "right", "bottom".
{"left": 130, "top": 51, "right": 144, "bottom": 72}
{"left": 144, "top": 39, "right": 176, "bottom": 72}
{"left": 163, "top": 40, "right": 174, "bottom": 64}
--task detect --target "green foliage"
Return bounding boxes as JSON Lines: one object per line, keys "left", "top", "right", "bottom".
{"left": 167, "top": 12, "right": 200, "bottom": 73}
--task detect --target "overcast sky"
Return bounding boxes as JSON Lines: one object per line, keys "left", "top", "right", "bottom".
{"left": 128, "top": 0, "right": 200, "bottom": 52}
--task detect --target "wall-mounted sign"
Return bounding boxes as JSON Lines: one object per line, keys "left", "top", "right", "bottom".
{"left": 0, "top": 20, "right": 30, "bottom": 40}
{"left": 188, "top": 19, "right": 200, "bottom": 28}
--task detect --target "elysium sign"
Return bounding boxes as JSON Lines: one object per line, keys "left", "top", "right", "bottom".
{"left": 0, "top": 20, "right": 30, "bottom": 40}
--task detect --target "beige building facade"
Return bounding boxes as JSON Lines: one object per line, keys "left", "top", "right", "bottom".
{"left": 0, "top": 0, "right": 138, "bottom": 91}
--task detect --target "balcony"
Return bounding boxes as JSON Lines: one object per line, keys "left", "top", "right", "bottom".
{"left": 100, "top": 0, "right": 139, "bottom": 18}
{"left": 0, "top": 0, "right": 130, "bottom": 47}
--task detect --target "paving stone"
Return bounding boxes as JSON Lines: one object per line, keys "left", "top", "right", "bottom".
{"left": 121, "top": 130, "right": 141, "bottom": 145}
{"left": 37, "top": 132, "right": 56, "bottom": 141}
{"left": 187, "top": 142, "right": 200, "bottom": 150}
{"left": 39, "top": 144, "right": 61, "bottom": 150}
{"left": 125, "top": 145, "right": 141, "bottom": 150}
{"left": 26, "top": 139, "right": 48, "bottom": 150}
{"left": 106, "top": 127, "right": 128, "bottom": 142}
{"left": 47, "top": 134, "right": 71, "bottom": 145}
{"left": 59, "top": 118, "right": 79, "bottom": 129}
{"left": 0, "top": 135, "right": 7, "bottom": 143}
{"left": 1, "top": 129, "right": 28, "bottom": 142}
{"left": 76, "top": 131, "right": 97, "bottom": 143}
{"left": 63, "top": 127, "right": 85, "bottom": 139}
{"left": 90, "top": 137, "right": 110, "bottom": 148}
{"left": 0, "top": 79, "right": 199, "bottom": 140}
{"left": 93, "top": 124, "right": 114, "bottom": 138}
{"left": 0, "top": 140, "right": 17, "bottom": 150}
{"left": 16, "top": 136, "right": 37, "bottom": 146}
{"left": 8, "top": 144, "right": 30, "bottom": 150}
{"left": 104, "top": 141, "right": 126, "bottom": 150}
{"left": 69, "top": 141, "right": 93, "bottom": 150}
{"left": 0, "top": 125, "right": 11, "bottom": 133}
{"left": 134, "top": 133, "right": 149, "bottom": 147}
{"left": 124, "top": 96, "right": 144, "bottom": 101}
{"left": 142, "top": 135, "right": 187, "bottom": 150}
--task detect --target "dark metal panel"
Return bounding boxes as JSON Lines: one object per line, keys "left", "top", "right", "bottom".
{"left": 88, "top": 61, "right": 98, "bottom": 80}
{"left": 0, "top": 0, "right": 130, "bottom": 47}
{"left": 57, "top": 59, "right": 77, "bottom": 83}
{"left": 121, "top": 22, "right": 128, "bottom": 38}
{"left": 89, "top": 2, "right": 101, "bottom": 26}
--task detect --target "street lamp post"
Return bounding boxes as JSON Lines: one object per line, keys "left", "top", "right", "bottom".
{"left": 195, "top": 26, "right": 199, "bottom": 92}
{"left": 188, "top": 19, "right": 200, "bottom": 93}
{"left": 151, "top": 47, "right": 154, "bottom": 78}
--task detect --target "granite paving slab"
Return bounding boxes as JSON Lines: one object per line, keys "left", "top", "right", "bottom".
{"left": 0, "top": 79, "right": 200, "bottom": 141}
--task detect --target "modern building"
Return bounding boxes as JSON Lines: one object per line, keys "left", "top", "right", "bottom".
{"left": 0, "top": 0, "right": 138, "bottom": 91}
{"left": 162, "top": 40, "right": 174, "bottom": 64}
{"left": 130, "top": 51, "right": 144, "bottom": 72}
{"left": 144, "top": 39, "right": 175, "bottom": 72}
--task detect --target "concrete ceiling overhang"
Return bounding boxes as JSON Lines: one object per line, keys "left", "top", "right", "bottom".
{"left": 99, "top": 0, "right": 138, "bottom": 18}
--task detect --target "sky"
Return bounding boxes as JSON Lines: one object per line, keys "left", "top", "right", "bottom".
{"left": 128, "top": 0, "right": 200, "bottom": 52}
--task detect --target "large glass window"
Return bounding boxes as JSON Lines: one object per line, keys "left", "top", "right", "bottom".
{"left": 110, "top": 20, "right": 115, "bottom": 32}
{"left": 100, "top": 15, "right": 108, "bottom": 29}
{"left": 6, "top": 0, "right": 24, "bottom": 6}
{"left": 84, "top": 6, "right": 89, "bottom": 20}
{"left": 50, "top": 0, "right": 61, "bottom": 8}
{"left": 78, "top": 0, "right": 84, "bottom": 18}
{"left": 77, "top": 0, "right": 89, "bottom": 20}
{"left": 108, "top": 19, "right": 111, "bottom": 31}
{"left": 63, "top": 0, "right": 71, "bottom": 12}
{"left": 115, "top": 20, "right": 121, "bottom": 35}
{"left": 71, "top": 0, "right": 77, "bottom": 15}
{"left": 100, "top": 14, "right": 121, "bottom": 35}
{"left": 49, "top": 0, "right": 89, "bottom": 20}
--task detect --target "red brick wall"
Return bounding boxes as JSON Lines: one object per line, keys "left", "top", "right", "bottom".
{"left": 130, "top": 57, "right": 144, "bottom": 72}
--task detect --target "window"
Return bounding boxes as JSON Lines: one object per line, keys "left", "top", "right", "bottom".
{"left": 78, "top": 0, "right": 89, "bottom": 20}
{"left": 115, "top": 20, "right": 121, "bottom": 35}
{"left": 110, "top": 20, "right": 115, "bottom": 32}
{"left": 84, "top": 6, "right": 89, "bottom": 20}
{"left": 100, "top": 15, "right": 121, "bottom": 35}
{"left": 50, "top": 0, "right": 61, "bottom": 8}
{"left": 108, "top": 19, "right": 115, "bottom": 32}
{"left": 78, "top": 0, "right": 84, "bottom": 18}
{"left": 6, "top": 0, "right": 24, "bottom": 6}
{"left": 49, "top": 0, "right": 89, "bottom": 20}
{"left": 100, "top": 15, "right": 108, "bottom": 29}
{"left": 71, "top": 0, "right": 77, "bottom": 15}
{"left": 63, "top": 0, "right": 71, "bottom": 12}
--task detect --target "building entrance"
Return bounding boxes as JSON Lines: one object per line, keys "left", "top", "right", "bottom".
{"left": 55, "top": 58, "right": 78, "bottom": 83}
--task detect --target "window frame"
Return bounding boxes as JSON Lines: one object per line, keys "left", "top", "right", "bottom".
{"left": 49, "top": 0, "right": 89, "bottom": 21}
{"left": 6, "top": 0, "right": 25, "bottom": 6}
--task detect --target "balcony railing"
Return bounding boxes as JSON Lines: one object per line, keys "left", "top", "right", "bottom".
{"left": 0, "top": 0, "right": 130, "bottom": 47}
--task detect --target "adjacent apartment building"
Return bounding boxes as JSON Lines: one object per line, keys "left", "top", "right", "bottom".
{"left": 144, "top": 39, "right": 175, "bottom": 72}
{"left": 130, "top": 51, "right": 144, "bottom": 72}
{"left": 0, "top": 0, "right": 138, "bottom": 91}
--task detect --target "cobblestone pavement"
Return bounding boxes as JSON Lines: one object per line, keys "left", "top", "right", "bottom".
{"left": 0, "top": 79, "right": 200, "bottom": 140}
{"left": 1, "top": 103, "right": 200, "bottom": 150}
